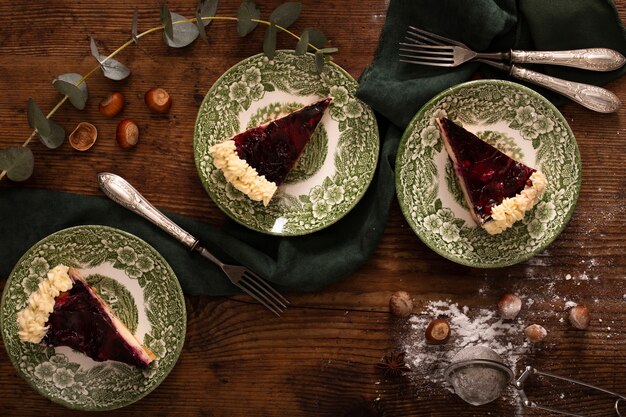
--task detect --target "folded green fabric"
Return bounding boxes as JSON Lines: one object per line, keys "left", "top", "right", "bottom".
{"left": 0, "top": 117, "right": 398, "bottom": 295}
{"left": 357, "top": 0, "right": 626, "bottom": 129}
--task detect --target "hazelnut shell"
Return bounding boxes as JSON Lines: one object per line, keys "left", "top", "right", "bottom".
{"left": 145, "top": 87, "right": 172, "bottom": 113}
{"left": 425, "top": 319, "right": 451, "bottom": 345}
{"left": 389, "top": 291, "right": 413, "bottom": 317}
{"left": 116, "top": 119, "right": 139, "bottom": 149}
{"left": 99, "top": 92, "right": 125, "bottom": 118}
{"left": 69, "top": 122, "right": 97, "bottom": 151}
{"left": 498, "top": 293, "right": 522, "bottom": 320}
{"left": 524, "top": 324, "right": 547, "bottom": 343}
{"left": 569, "top": 305, "right": 590, "bottom": 330}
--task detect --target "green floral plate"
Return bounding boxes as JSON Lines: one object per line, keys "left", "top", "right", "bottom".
{"left": 194, "top": 51, "right": 379, "bottom": 236}
{"left": 396, "top": 80, "right": 581, "bottom": 268}
{"left": 0, "top": 226, "right": 186, "bottom": 410}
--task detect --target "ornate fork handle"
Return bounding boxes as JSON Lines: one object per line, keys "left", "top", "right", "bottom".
{"left": 510, "top": 65, "right": 621, "bottom": 113}
{"left": 511, "top": 48, "right": 625, "bottom": 72}
{"left": 97, "top": 172, "right": 198, "bottom": 249}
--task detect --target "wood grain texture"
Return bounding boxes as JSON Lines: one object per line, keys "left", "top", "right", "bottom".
{"left": 1, "top": 1, "right": 625, "bottom": 416}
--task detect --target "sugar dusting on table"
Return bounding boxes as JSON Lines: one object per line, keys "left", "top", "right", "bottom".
{"left": 402, "top": 300, "right": 528, "bottom": 388}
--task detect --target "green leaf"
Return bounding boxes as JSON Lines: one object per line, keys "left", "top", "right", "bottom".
{"left": 164, "top": 12, "right": 200, "bottom": 48}
{"left": 305, "top": 28, "right": 327, "bottom": 49}
{"left": 0, "top": 147, "right": 34, "bottom": 182}
{"left": 195, "top": 10, "right": 208, "bottom": 44}
{"left": 27, "top": 98, "right": 50, "bottom": 137}
{"left": 38, "top": 119, "right": 65, "bottom": 149}
{"left": 131, "top": 8, "right": 139, "bottom": 43}
{"left": 532, "top": 138, "right": 540, "bottom": 149}
{"left": 160, "top": 5, "right": 173, "bottom": 40}
{"left": 262, "top": 82, "right": 275, "bottom": 92}
{"left": 52, "top": 73, "right": 88, "bottom": 110}
{"left": 434, "top": 198, "right": 442, "bottom": 211}
{"left": 237, "top": 0, "right": 260, "bottom": 37}
{"left": 197, "top": 0, "right": 218, "bottom": 26}
{"left": 263, "top": 23, "right": 277, "bottom": 60}
{"left": 89, "top": 38, "right": 131, "bottom": 80}
{"left": 314, "top": 50, "right": 325, "bottom": 73}
{"left": 269, "top": 2, "right": 301, "bottom": 28}
{"left": 295, "top": 29, "right": 309, "bottom": 55}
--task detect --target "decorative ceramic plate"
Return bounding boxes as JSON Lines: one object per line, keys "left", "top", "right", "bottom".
{"left": 194, "top": 51, "right": 379, "bottom": 236}
{"left": 0, "top": 226, "right": 186, "bottom": 410}
{"left": 396, "top": 80, "right": 581, "bottom": 267}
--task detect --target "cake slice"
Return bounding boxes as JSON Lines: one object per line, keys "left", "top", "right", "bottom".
{"left": 17, "top": 265, "right": 155, "bottom": 368}
{"left": 209, "top": 98, "right": 332, "bottom": 205}
{"left": 436, "top": 117, "right": 547, "bottom": 235}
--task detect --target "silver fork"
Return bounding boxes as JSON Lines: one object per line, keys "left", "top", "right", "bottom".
{"left": 400, "top": 26, "right": 622, "bottom": 113}
{"left": 402, "top": 26, "right": 625, "bottom": 71}
{"left": 97, "top": 172, "right": 289, "bottom": 316}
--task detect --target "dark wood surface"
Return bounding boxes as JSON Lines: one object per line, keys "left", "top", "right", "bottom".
{"left": 1, "top": 1, "right": 625, "bottom": 416}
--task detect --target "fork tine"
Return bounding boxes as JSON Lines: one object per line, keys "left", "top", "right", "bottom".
{"left": 399, "top": 47, "right": 454, "bottom": 58}
{"left": 240, "top": 272, "right": 289, "bottom": 308}
{"left": 236, "top": 281, "right": 282, "bottom": 316}
{"left": 399, "top": 54, "right": 455, "bottom": 65}
{"left": 405, "top": 32, "right": 444, "bottom": 47}
{"left": 242, "top": 271, "right": 290, "bottom": 305}
{"left": 399, "top": 58, "right": 456, "bottom": 67}
{"left": 407, "top": 26, "right": 467, "bottom": 48}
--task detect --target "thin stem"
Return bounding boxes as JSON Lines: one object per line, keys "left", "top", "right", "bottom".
{"left": 2, "top": 14, "right": 327, "bottom": 182}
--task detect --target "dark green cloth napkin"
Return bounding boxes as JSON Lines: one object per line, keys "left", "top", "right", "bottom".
{"left": 357, "top": 0, "right": 626, "bottom": 129}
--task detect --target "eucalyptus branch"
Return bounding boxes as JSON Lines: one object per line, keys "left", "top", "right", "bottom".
{"left": 0, "top": 1, "right": 335, "bottom": 183}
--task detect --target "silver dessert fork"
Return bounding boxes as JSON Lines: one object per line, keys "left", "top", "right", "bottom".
{"left": 401, "top": 26, "right": 626, "bottom": 71}
{"left": 97, "top": 172, "right": 289, "bottom": 316}
{"left": 399, "top": 26, "right": 622, "bottom": 113}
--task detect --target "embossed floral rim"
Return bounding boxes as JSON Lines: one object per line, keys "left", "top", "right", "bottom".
{"left": 193, "top": 50, "right": 379, "bottom": 236}
{"left": 395, "top": 80, "right": 582, "bottom": 268}
{"left": 0, "top": 225, "right": 186, "bottom": 410}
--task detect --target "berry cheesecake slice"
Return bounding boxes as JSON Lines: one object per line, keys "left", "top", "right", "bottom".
{"left": 436, "top": 117, "right": 547, "bottom": 235}
{"left": 17, "top": 265, "right": 155, "bottom": 368}
{"left": 209, "top": 98, "right": 332, "bottom": 205}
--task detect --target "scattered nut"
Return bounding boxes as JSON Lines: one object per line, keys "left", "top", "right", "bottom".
{"left": 145, "top": 87, "right": 172, "bottom": 113}
{"left": 498, "top": 293, "right": 522, "bottom": 320}
{"left": 569, "top": 305, "right": 590, "bottom": 330}
{"left": 116, "top": 119, "right": 139, "bottom": 149}
{"left": 389, "top": 291, "right": 413, "bottom": 317}
{"left": 68, "top": 122, "right": 97, "bottom": 151}
{"left": 524, "top": 324, "right": 547, "bottom": 343}
{"left": 99, "top": 92, "right": 125, "bottom": 117}
{"left": 425, "top": 319, "right": 451, "bottom": 345}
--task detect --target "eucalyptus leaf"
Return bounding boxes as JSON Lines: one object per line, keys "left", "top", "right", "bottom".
{"left": 90, "top": 38, "right": 131, "bottom": 80}
{"left": 132, "top": 8, "right": 139, "bottom": 43}
{"left": 237, "top": 0, "right": 260, "bottom": 37}
{"left": 269, "top": 2, "right": 301, "bottom": 28}
{"left": 160, "top": 5, "right": 174, "bottom": 40}
{"left": 295, "top": 29, "right": 309, "bottom": 55}
{"left": 315, "top": 50, "right": 325, "bottom": 73}
{"left": 27, "top": 98, "right": 50, "bottom": 137}
{"left": 101, "top": 59, "right": 131, "bottom": 80}
{"left": 0, "top": 147, "right": 34, "bottom": 182}
{"left": 53, "top": 73, "right": 88, "bottom": 110}
{"left": 195, "top": 10, "right": 209, "bottom": 44}
{"left": 263, "top": 23, "right": 277, "bottom": 60}
{"left": 38, "top": 119, "right": 66, "bottom": 149}
{"left": 319, "top": 47, "right": 338, "bottom": 54}
{"left": 164, "top": 12, "right": 200, "bottom": 48}
{"left": 304, "top": 28, "right": 327, "bottom": 49}
{"left": 197, "top": 0, "right": 218, "bottom": 26}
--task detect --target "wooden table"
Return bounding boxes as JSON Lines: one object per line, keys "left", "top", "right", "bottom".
{"left": 1, "top": 1, "right": 625, "bottom": 415}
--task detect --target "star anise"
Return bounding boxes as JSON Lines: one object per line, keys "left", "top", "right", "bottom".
{"left": 376, "top": 351, "right": 411, "bottom": 377}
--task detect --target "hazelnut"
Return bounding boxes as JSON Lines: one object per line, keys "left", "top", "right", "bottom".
{"left": 389, "top": 291, "right": 413, "bottom": 317}
{"left": 116, "top": 119, "right": 139, "bottom": 149}
{"left": 569, "top": 305, "right": 590, "bottom": 330}
{"left": 425, "top": 319, "right": 451, "bottom": 345}
{"left": 498, "top": 293, "right": 522, "bottom": 320}
{"left": 524, "top": 324, "right": 547, "bottom": 343}
{"left": 145, "top": 87, "right": 172, "bottom": 113}
{"left": 69, "top": 122, "right": 97, "bottom": 151}
{"left": 99, "top": 92, "right": 125, "bottom": 117}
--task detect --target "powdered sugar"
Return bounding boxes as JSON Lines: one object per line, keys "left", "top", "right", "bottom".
{"left": 402, "top": 300, "right": 528, "bottom": 390}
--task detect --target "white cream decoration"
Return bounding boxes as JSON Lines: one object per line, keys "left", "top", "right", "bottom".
{"left": 483, "top": 171, "right": 548, "bottom": 235}
{"left": 17, "top": 264, "right": 73, "bottom": 343}
{"left": 209, "top": 140, "right": 278, "bottom": 206}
